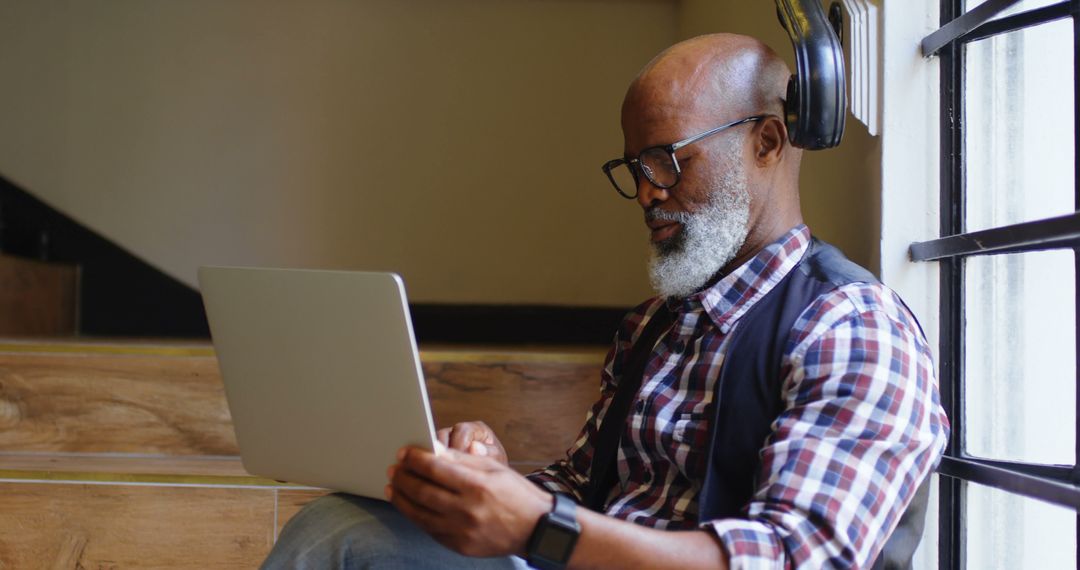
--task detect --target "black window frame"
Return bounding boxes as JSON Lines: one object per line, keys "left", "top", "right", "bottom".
{"left": 912, "top": 0, "right": 1080, "bottom": 567}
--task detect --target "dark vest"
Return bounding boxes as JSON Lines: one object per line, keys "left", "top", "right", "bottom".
{"left": 696, "top": 238, "right": 930, "bottom": 569}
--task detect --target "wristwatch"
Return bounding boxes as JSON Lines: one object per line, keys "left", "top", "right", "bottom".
{"left": 525, "top": 493, "right": 581, "bottom": 570}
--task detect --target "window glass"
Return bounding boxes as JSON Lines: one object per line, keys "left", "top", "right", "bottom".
{"left": 965, "top": 481, "right": 1077, "bottom": 569}
{"left": 965, "top": 18, "right": 1075, "bottom": 232}
{"left": 964, "top": 249, "right": 1076, "bottom": 464}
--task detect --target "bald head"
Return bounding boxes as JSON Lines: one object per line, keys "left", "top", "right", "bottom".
{"left": 624, "top": 34, "right": 793, "bottom": 141}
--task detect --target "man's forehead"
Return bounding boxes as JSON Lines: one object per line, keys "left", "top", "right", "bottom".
{"left": 622, "top": 58, "right": 734, "bottom": 128}
{"left": 627, "top": 64, "right": 714, "bottom": 108}
{"left": 621, "top": 82, "right": 726, "bottom": 142}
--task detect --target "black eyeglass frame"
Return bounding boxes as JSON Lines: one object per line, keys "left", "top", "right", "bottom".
{"left": 601, "top": 114, "right": 770, "bottom": 199}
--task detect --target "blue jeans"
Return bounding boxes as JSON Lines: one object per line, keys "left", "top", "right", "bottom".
{"left": 262, "top": 493, "right": 529, "bottom": 569}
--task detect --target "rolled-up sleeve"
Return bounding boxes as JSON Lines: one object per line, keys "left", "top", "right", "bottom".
{"left": 705, "top": 288, "right": 950, "bottom": 569}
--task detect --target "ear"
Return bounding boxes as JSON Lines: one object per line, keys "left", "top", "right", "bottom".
{"left": 752, "top": 116, "right": 787, "bottom": 167}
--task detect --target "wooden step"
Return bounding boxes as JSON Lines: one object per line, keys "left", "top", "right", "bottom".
{"left": 0, "top": 341, "right": 605, "bottom": 568}
{"left": 0, "top": 452, "right": 328, "bottom": 568}
{"left": 0, "top": 452, "right": 253, "bottom": 480}
{"left": 0, "top": 470, "right": 327, "bottom": 568}
{"left": 0, "top": 340, "right": 605, "bottom": 472}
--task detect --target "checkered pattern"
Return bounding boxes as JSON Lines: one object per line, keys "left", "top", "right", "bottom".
{"left": 527, "top": 225, "right": 949, "bottom": 569}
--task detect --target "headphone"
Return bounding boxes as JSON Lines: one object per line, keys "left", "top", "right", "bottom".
{"left": 775, "top": 0, "right": 847, "bottom": 150}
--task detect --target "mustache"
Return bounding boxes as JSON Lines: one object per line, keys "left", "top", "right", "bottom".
{"left": 644, "top": 208, "right": 692, "bottom": 224}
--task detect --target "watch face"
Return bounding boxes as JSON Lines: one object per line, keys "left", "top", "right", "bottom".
{"left": 535, "top": 525, "right": 577, "bottom": 561}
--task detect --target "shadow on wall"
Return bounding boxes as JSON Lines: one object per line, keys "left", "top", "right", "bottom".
{"left": 0, "top": 177, "right": 210, "bottom": 337}
{"left": 0, "top": 177, "right": 626, "bottom": 343}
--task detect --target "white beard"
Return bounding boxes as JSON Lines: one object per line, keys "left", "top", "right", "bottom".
{"left": 647, "top": 149, "right": 751, "bottom": 299}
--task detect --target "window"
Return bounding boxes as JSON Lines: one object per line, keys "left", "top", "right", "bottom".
{"left": 913, "top": 0, "right": 1080, "bottom": 567}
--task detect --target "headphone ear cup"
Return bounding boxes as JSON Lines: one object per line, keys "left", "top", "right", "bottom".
{"left": 785, "top": 74, "right": 800, "bottom": 145}
{"left": 776, "top": 0, "right": 846, "bottom": 150}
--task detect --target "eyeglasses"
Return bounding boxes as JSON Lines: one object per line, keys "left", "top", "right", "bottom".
{"left": 601, "top": 115, "right": 767, "bottom": 199}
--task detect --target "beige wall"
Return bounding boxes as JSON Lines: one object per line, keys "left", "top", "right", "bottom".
{"left": 0, "top": 0, "right": 675, "bottom": 307}
{"left": 0, "top": 0, "right": 881, "bottom": 311}
{"left": 678, "top": 0, "right": 883, "bottom": 274}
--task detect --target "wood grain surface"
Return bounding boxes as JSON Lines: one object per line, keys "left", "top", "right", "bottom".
{"left": 424, "top": 360, "right": 599, "bottom": 463}
{"left": 0, "top": 482, "right": 276, "bottom": 569}
{"left": 0, "top": 452, "right": 251, "bottom": 478}
{"left": 0, "top": 349, "right": 602, "bottom": 465}
{"left": 0, "top": 344, "right": 605, "bottom": 568}
{"left": 0, "top": 353, "right": 237, "bottom": 455}
{"left": 0, "top": 255, "right": 77, "bottom": 337}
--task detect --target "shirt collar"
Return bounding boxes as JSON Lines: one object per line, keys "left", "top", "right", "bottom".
{"left": 669, "top": 224, "right": 811, "bottom": 333}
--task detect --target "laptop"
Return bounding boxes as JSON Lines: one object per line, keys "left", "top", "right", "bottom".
{"left": 198, "top": 266, "right": 438, "bottom": 498}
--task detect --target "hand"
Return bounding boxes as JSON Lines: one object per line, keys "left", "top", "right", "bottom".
{"left": 386, "top": 446, "right": 551, "bottom": 558}
{"left": 436, "top": 421, "right": 509, "bottom": 466}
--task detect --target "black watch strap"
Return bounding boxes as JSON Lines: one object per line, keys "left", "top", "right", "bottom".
{"left": 526, "top": 493, "right": 581, "bottom": 570}
{"left": 550, "top": 493, "right": 577, "bottom": 523}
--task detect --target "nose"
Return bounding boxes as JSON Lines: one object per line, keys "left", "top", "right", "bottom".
{"left": 636, "top": 177, "right": 670, "bottom": 210}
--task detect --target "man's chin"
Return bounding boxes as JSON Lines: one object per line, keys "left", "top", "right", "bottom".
{"left": 649, "top": 247, "right": 709, "bottom": 299}
{"left": 651, "top": 235, "right": 684, "bottom": 257}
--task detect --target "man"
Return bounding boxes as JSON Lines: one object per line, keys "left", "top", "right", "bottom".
{"left": 264, "top": 34, "right": 948, "bottom": 569}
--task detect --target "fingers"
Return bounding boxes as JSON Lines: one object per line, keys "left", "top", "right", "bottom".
{"left": 390, "top": 462, "right": 460, "bottom": 513}
{"left": 387, "top": 446, "right": 546, "bottom": 560}
{"left": 394, "top": 447, "right": 468, "bottom": 493}
{"left": 437, "top": 422, "right": 505, "bottom": 461}
{"left": 462, "top": 422, "right": 509, "bottom": 465}
{"left": 448, "top": 422, "right": 484, "bottom": 452}
{"left": 390, "top": 478, "right": 444, "bottom": 529}
{"left": 432, "top": 447, "right": 507, "bottom": 471}
{"left": 468, "top": 441, "right": 489, "bottom": 456}
{"left": 394, "top": 446, "right": 501, "bottom": 494}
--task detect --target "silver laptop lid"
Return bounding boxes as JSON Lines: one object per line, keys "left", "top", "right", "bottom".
{"left": 199, "top": 267, "right": 436, "bottom": 498}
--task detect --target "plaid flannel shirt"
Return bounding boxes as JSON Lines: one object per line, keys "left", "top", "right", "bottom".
{"left": 527, "top": 224, "right": 949, "bottom": 568}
